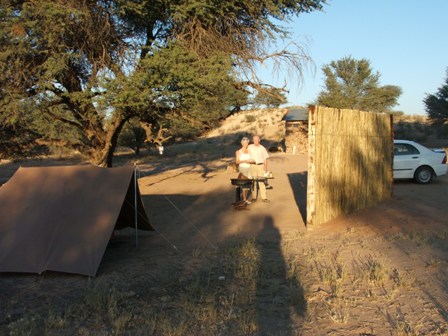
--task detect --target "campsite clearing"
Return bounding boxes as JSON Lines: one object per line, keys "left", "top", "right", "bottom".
{"left": 0, "top": 153, "right": 447, "bottom": 335}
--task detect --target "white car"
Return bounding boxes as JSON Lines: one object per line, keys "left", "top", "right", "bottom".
{"left": 394, "top": 140, "right": 448, "bottom": 184}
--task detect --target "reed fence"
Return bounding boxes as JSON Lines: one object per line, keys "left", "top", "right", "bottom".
{"left": 306, "top": 106, "right": 393, "bottom": 227}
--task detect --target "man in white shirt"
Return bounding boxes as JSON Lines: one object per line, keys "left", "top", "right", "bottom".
{"left": 248, "top": 135, "right": 270, "bottom": 202}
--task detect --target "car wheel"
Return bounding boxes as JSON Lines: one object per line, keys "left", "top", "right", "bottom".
{"left": 414, "top": 166, "right": 433, "bottom": 184}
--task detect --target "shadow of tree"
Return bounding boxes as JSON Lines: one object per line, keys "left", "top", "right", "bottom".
{"left": 118, "top": 131, "right": 282, "bottom": 176}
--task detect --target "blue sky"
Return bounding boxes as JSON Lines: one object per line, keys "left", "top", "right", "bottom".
{"left": 260, "top": 0, "right": 448, "bottom": 115}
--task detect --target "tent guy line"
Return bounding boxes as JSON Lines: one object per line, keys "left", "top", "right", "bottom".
{"left": 150, "top": 182, "right": 218, "bottom": 251}
{"left": 123, "top": 197, "right": 179, "bottom": 253}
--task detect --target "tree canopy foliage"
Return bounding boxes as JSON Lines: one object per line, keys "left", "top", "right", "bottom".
{"left": 253, "top": 87, "right": 288, "bottom": 108}
{"left": 0, "top": 0, "right": 326, "bottom": 166}
{"left": 317, "top": 56, "right": 402, "bottom": 113}
{"left": 423, "top": 68, "right": 448, "bottom": 127}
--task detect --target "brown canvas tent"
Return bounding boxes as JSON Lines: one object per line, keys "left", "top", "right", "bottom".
{"left": 0, "top": 165, "right": 152, "bottom": 276}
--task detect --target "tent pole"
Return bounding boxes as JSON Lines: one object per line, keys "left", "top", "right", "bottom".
{"left": 134, "top": 165, "right": 138, "bottom": 248}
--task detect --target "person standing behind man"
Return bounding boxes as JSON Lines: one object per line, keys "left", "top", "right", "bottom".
{"left": 248, "top": 135, "right": 270, "bottom": 202}
{"left": 235, "top": 137, "right": 254, "bottom": 204}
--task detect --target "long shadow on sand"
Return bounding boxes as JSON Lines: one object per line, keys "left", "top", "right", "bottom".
{"left": 256, "top": 216, "right": 306, "bottom": 335}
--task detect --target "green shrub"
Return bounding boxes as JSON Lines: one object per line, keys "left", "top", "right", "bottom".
{"left": 244, "top": 115, "right": 256, "bottom": 123}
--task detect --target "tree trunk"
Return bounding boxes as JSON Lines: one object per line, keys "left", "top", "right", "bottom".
{"left": 91, "top": 117, "right": 128, "bottom": 167}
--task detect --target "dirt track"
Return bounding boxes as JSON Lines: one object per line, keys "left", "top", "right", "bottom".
{"left": 137, "top": 152, "right": 448, "bottom": 247}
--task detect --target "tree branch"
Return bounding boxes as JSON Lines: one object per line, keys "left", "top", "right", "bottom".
{"left": 140, "top": 122, "right": 172, "bottom": 146}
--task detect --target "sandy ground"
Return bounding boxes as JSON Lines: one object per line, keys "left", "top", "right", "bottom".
{"left": 130, "top": 153, "right": 448, "bottom": 334}
{"left": 137, "top": 153, "right": 309, "bottom": 246}
{"left": 0, "top": 152, "right": 447, "bottom": 335}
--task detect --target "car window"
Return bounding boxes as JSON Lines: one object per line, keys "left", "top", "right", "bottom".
{"left": 394, "top": 143, "right": 420, "bottom": 155}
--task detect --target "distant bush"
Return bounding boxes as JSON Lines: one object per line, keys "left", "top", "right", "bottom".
{"left": 393, "top": 120, "right": 431, "bottom": 142}
{"left": 244, "top": 115, "right": 256, "bottom": 123}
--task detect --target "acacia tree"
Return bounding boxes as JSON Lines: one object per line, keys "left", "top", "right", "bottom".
{"left": 0, "top": 0, "right": 326, "bottom": 166}
{"left": 423, "top": 68, "right": 448, "bottom": 128}
{"left": 253, "top": 87, "right": 288, "bottom": 108}
{"left": 317, "top": 56, "right": 402, "bottom": 113}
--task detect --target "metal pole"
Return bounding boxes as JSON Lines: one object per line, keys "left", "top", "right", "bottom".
{"left": 134, "top": 165, "right": 138, "bottom": 248}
